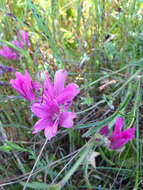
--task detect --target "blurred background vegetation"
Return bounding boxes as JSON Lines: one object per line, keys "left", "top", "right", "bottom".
{"left": 0, "top": 0, "right": 143, "bottom": 189}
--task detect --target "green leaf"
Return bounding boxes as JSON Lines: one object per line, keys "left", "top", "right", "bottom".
{"left": 81, "top": 92, "right": 131, "bottom": 137}
{"left": 20, "top": 182, "right": 61, "bottom": 190}
{"left": 0, "top": 141, "right": 28, "bottom": 152}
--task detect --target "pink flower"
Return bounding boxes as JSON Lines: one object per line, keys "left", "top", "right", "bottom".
{"left": 19, "top": 30, "right": 30, "bottom": 47}
{"left": 0, "top": 30, "right": 30, "bottom": 60}
{"left": 10, "top": 70, "right": 38, "bottom": 101}
{"left": 10, "top": 69, "right": 80, "bottom": 139}
{"left": 13, "top": 31, "right": 30, "bottom": 49}
{"left": 99, "top": 126, "right": 109, "bottom": 136}
{"left": 0, "top": 44, "right": 17, "bottom": 60}
{"left": 31, "top": 100, "right": 76, "bottom": 140}
{"left": 99, "top": 118, "right": 136, "bottom": 149}
{"left": 31, "top": 69, "right": 80, "bottom": 140}
{"left": 44, "top": 70, "right": 80, "bottom": 108}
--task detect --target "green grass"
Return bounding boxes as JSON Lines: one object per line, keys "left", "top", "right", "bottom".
{"left": 0, "top": 0, "right": 143, "bottom": 189}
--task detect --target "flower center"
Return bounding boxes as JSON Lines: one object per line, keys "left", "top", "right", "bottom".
{"left": 52, "top": 113, "right": 58, "bottom": 121}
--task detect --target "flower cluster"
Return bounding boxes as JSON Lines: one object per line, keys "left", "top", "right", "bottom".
{"left": 0, "top": 65, "right": 14, "bottom": 76}
{"left": 10, "top": 70, "right": 80, "bottom": 140}
{"left": 10, "top": 69, "right": 135, "bottom": 148}
{"left": 0, "top": 31, "right": 29, "bottom": 60}
{"left": 99, "top": 117, "right": 135, "bottom": 150}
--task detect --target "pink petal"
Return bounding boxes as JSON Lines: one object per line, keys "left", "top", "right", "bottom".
{"left": 25, "top": 70, "right": 32, "bottom": 80}
{"left": 113, "top": 117, "right": 123, "bottom": 135}
{"left": 56, "top": 83, "right": 80, "bottom": 105}
{"left": 109, "top": 127, "right": 136, "bottom": 149}
{"left": 18, "top": 41, "right": 24, "bottom": 49}
{"left": 44, "top": 72, "right": 54, "bottom": 99}
{"left": 31, "top": 81, "right": 41, "bottom": 92}
{"left": 0, "top": 46, "right": 17, "bottom": 60}
{"left": 54, "top": 70, "right": 67, "bottom": 96}
{"left": 109, "top": 136, "right": 124, "bottom": 149}
{"left": 32, "top": 119, "right": 49, "bottom": 134}
{"left": 31, "top": 101, "right": 60, "bottom": 119}
{"left": 20, "top": 31, "right": 30, "bottom": 46}
{"left": 44, "top": 121, "right": 58, "bottom": 140}
{"left": 121, "top": 127, "right": 136, "bottom": 140}
{"left": 99, "top": 126, "right": 109, "bottom": 136}
{"left": 10, "top": 78, "right": 27, "bottom": 98}
{"left": 10, "top": 70, "right": 36, "bottom": 101}
{"left": 60, "top": 112, "right": 76, "bottom": 128}
{"left": 22, "top": 82, "right": 36, "bottom": 100}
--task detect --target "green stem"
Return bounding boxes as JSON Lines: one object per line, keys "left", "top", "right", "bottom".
{"left": 58, "top": 140, "right": 95, "bottom": 188}
{"left": 23, "top": 138, "right": 48, "bottom": 190}
{"left": 113, "top": 69, "right": 141, "bottom": 97}
{"left": 76, "top": 99, "right": 105, "bottom": 115}
{"left": 134, "top": 104, "right": 140, "bottom": 189}
{"left": 84, "top": 65, "right": 129, "bottom": 89}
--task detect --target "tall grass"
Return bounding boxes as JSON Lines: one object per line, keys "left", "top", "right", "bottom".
{"left": 0, "top": 0, "right": 143, "bottom": 189}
